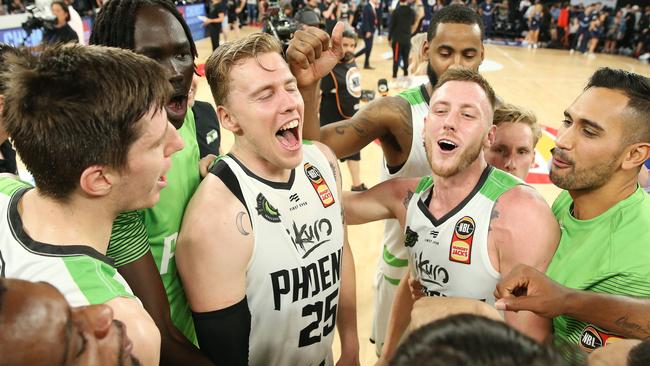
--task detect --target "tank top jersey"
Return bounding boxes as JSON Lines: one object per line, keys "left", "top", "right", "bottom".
{"left": 378, "top": 84, "right": 431, "bottom": 284}
{"left": 214, "top": 142, "right": 344, "bottom": 366}
{"left": 405, "top": 167, "right": 522, "bottom": 301}
{"left": 107, "top": 108, "right": 201, "bottom": 343}
{"left": 0, "top": 179, "right": 134, "bottom": 306}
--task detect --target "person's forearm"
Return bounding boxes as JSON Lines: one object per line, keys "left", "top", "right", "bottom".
{"left": 381, "top": 276, "right": 415, "bottom": 360}
{"left": 563, "top": 289, "right": 650, "bottom": 340}
{"left": 300, "top": 82, "right": 321, "bottom": 141}
{"left": 161, "top": 331, "right": 215, "bottom": 366}
{"left": 337, "top": 235, "right": 359, "bottom": 357}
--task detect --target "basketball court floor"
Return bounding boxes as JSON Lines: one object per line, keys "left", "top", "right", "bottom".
{"left": 193, "top": 26, "right": 650, "bottom": 364}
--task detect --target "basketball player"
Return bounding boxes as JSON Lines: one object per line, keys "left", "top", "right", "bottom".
{"left": 341, "top": 68, "right": 559, "bottom": 363}
{"left": 495, "top": 68, "right": 650, "bottom": 353}
{"left": 0, "top": 277, "right": 140, "bottom": 366}
{"left": 175, "top": 33, "right": 359, "bottom": 366}
{"left": 287, "top": 5, "right": 487, "bottom": 353}
{"left": 485, "top": 104, "right": 541, "bottom": 181}
{"left": 0, "top": 44, "right": 184, "bottom": 365}
{"left": 91, "top": 1, "right": 217, "bottom": 363}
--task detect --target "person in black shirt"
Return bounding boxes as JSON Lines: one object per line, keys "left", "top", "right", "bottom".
{"left": 0, "top": 45, "right": 20, "bottom": 176}
{"left": 204, "top": 0, "right": 225, "bottom": 50}
{"left": 320, "top": 29, "right": 366, "bottom": 191}
{"left": 388, "top": 0, "right": 415, "bottom": 78}
{"left": 44, "top": 1, "right": 79, "bottom": 45}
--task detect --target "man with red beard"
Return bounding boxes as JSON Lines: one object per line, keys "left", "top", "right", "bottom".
{"left": 341, "top": 68, "right": 560, "bottom": 364}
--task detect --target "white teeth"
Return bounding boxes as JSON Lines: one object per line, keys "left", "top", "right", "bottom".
{"left": 279, "top": 120, "right": 298, "bottom": 131}
{"left": 439, "top": 139, "right": 457, "bottom": 147}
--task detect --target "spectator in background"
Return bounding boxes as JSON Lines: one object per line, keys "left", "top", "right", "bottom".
{"left": 407, "top": 32, "right": 427, "bottom": 76}
{"left": 479, "top": 0, "right": 495, "bottom": 39}
{"left": 64, "top": 0, "right": 85, "bottom": 44}
{"left": 587, "top": 17, "right": 602, "bottom": 54}
{"left": 603, "top": 10, "right": 621, "bottom": 54}
{"left": 388, "top": 0, "right": 415, "bottom": 79}
{"left": 8, "top": 0, "right": 26, "bottom": 13}
{"left": 634, "top": 6, "right": 649, "bottom": 58}
{"left": 0, "top": 45, "right": 19, "bottom": 177}
{"left": 246, "top": 0, "right": 258, "bottom": 26}
{"left": 204, "top": 0, "right": 225, "bottom": 50}
{"left": 526, "top": 3, "right": 541, "bottom": 48}
{"left": 557, "top": 2, "right": 569, "bottom": 48}
{"left": 360, "top": 0, "right": 378, "bottom": 69}
{"left": 44, "top": 1, "right": 79, "bottom": 44}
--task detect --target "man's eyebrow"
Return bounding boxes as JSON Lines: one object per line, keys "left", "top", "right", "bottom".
{"left": 564, "top": 110, "right": 604, "bottom": 132}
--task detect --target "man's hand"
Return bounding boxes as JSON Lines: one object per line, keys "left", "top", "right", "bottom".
{"left": 199, "top": 154, "right": 218, "bottom": 178}
{"left": 335, "top": 350, "right": 360, "bottom": 366}
{"left": 286, "top": 21, "right": 344, "bottom": 87}
{"left": 409, "top": 297, "right": 503, "bottom": 332}
{"left": 494, "top": 264, "right": 571, "bottom": 319}
{"left": 408, "top": 276, "right": 424, "bottom": 301}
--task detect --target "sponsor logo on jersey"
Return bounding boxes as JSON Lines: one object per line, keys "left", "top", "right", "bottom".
{"left": 346, "top": 66, "right": 362, "bottom": 98}
{"left": 206, "top": 129, "right": 219, "bottom": 145}
{"left": 404, "top": 226, "right": 419, "bottom": 247}
{"left": 580, "top": 326, "right": 624, "bottom": 352}
{"left": 431, "top": 230, "right": 439, "bottom": 238}
{"left": 289, "top": 193, "right": 300, "bottom": 203}
{"left": 256, "top": 193, "right": 281, "bottom": 223}
{"left": 413, "top": 251, "right": 449, "bottom": 288}
{"left": 287, "top": 218, "right": 333, "bottom": 258}
{"left": 304, "top": 163, "right": 335, "bottom": 208}
{"left": 449, "top": 216, "right": 475, "bottom": 264}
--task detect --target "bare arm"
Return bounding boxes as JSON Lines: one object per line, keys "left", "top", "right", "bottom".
{"left": 316, "top": 142, "right": 360, "bottom": 365}
{"left": 491, "top": 185, "right": 559, "bottom": 342}
{"left": 106, "top": 296, "right": 161, "bottom": 366}
{"left": 344, "top": 177, "right": 417, "bottom": 226}
{"left": 379, "top": 271, "right": 415, "bottom": 363}
{"left": 117, "top": 253, "right": 214, "bottom": 366}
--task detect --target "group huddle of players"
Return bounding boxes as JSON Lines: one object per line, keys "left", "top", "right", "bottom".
{"left": 0, "top": 2, "right": 648, "bottom": 366}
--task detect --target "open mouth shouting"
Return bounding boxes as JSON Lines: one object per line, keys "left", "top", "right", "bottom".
{"left": 437, "top": 138, "right": 459, "bottom": 152}
{"left": 165, "top": 91, "right": 188, "bottom": 126}
{"left": 275, "top": 119, "right": 301, "bottom": 151}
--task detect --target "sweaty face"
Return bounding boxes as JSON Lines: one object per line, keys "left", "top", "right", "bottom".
{"left": 485, "top": 122, "right": 536, "bottom": 180}
{"left": 424, "top": 81, "right": 493, "bottom": 178}
{"left": 117, "top": 106, "right": 184, "bottom": 210}
{"left": 224, "top": 52, "right": 304, "bottom": 174}
{"left": 133, "top": 6, "right": 194, "bottom": 129}
{"left": 0, "top": 278, "right": 139, "bottom": 366}
{"left": 426, "top": 23, "right": 484, "bottom": 86}
{"left": 550, "top": 87, "right": 629, "bottom": 191}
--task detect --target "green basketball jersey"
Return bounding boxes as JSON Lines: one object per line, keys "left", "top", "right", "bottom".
{"left": 547, "top": 188, "right": 650, "bottom": 353}
{"left": 0, "top": 179, "right": 134, "bottom": 307}
{"left": 108, "top": 108, "right": 201, "bottom": 343}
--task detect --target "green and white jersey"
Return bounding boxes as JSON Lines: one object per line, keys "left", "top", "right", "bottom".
{"left": 0, "top": 179, "right": 134, "bottom": 306}
{"left": 547, "top": 188, "right": 650, "bottom": 353}
{"left": 108, "top": 108, "right": 201, "bottom": 343}
{"left": 405, "top": 167, "right": 522, "bottom": 301}
{"left": 213, "top": 143, "right": 344, "bottom": 366}
{"left": 378, "top": 84, "right": 431, "bottom": 285}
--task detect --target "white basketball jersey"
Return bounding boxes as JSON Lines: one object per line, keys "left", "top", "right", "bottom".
{"left": 405, "top": 167, "right": 522, "bottom": 302}
{"left": 0, "top": 179, "right": 134, "bottom": 307}
{"left": 218, "top": 143, "right": 344, "bottom": 366}
{"left": 378, "top": 84, "right": 431, "bottom": 284}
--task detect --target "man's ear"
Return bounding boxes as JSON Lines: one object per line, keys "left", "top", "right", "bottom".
{"left": 421, "top": 40, "right": 429, "bottom": 60}
{"left": 621, "top": 143, "right": 650, "bottom": 171}
{"left": 485, "top": 124, "right": 496, "bottom": 148}
{"left": 217, "top": 105, "right": 243, "bottom": 135}
{"left": 79, "top": 165, "right": 113, "bottom": 197}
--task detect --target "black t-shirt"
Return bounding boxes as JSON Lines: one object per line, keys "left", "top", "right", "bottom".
{"left": 44, "top": 24, "right": 79, "bottom": 45}
{"left": 320, "top": 61, "right": 361, "bottom": 125}
{"left": 193, "top": 100, "right": 221, "bottom": 158}
{"left": 0, "top": 140, "right": 18, "bottom": 175}
{"left": 208, "top": 1, "right": 225, "bottom": 29}
{"left": 389, "top": 4, "right": 415, "bottom": 44}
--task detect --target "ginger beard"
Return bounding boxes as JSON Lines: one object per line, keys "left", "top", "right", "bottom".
{"left": 424, "top": 127, "right": 486, "bottom": 178}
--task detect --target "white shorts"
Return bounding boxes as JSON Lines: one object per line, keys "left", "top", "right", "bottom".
{"left": 370, "top": 271, "right": 400, "bottom": 357}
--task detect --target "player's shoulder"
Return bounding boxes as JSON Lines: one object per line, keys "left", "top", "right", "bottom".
{"left": 495, "top": 184, "right": 554, "bottom": 224}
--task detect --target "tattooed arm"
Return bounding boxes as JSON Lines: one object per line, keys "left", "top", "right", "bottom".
{"left": 343, "top": 177, "right": 418, "bottom": 226}
{"left": 176, "top": 173, "right": 253, "bottom": 312}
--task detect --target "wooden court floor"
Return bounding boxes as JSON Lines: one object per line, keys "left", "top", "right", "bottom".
{"left": 193, "top": 26, "right": 650, "bottom": 365}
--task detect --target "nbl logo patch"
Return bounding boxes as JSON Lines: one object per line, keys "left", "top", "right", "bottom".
{"left": 580, "top": 326, "right": 624, "bottom": 352}
{"left": 304, "top": 163, "right": 335, "bottom": 208}
{"left": 256, "top": 193, "right": 281, "bottom": 223}
{"left": 449, "top": 216, "right": 475, "bottom": 264}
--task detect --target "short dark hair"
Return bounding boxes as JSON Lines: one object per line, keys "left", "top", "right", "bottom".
{"left": 629, "top": 341, "right": 650, "bottom": 366}
{"left": 0, "top": 44, "right": 22, "bottom": 94}
{"left": 342, "top": 28, "right": 358, "bottom": 42}
{"left": 427, "top": 5, "right": 484, "bottom": 42}
{"left": 2, "top": 44, "right": 171, "bottom": 200}
{"left": 90, "top": 0, "right": 198, "bottom": 60}
{"left": 435, "top": 67, "right": 497, "bottom": 111}
{"left": 585, "top": 67, "right": 650, "bottom": 145}
{"left": 390, "top": 315, "right": 572, "bottom": 366}
{"left": 51, "top": 1, "right": 71, "bottom": 22}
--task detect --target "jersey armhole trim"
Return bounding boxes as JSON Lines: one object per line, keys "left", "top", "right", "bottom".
{"left": 209, "top": 160, "right": 251, "bottom": 222}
